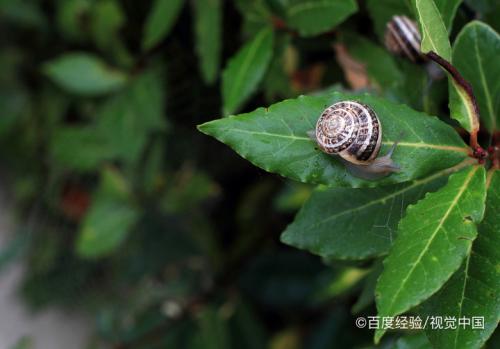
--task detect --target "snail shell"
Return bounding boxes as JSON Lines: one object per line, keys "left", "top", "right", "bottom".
{"left": 314, "top": 101, "right": 382, "bottom": 165}
{"left": 384, "top": 15, "right": 424, "bottom": 63}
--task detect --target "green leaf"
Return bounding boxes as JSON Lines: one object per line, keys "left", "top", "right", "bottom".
{"left": 76, "top": 169, "right": 139, "bottom": 258}
{"left": 43, "top": 53, "right": 127, "bottom": 96}
{"left": 352, "top": 261, "right": 383, "bottom": 313}
{"left": 375, "top": 165, "right": 487, "bottom": 342}
{"left": 222, "top": 28, "right": 275, "bottom": 115}
{"left": 192, "top": 0, "right": 222, "bottom": 84}
{"left": 76, "top": 199, "right": 139, "bottom": 258}
{"left": 434, "top": 0, "right": 463, "bottom": 31}
{"left": 423, "top": 169, "right": 500, "bottom": 349}
{"left": 234, "top": 0, "right": 272, "bottom": 38}
{"left": 395, "top": 333, "right": 432, "bottom": 349}
{"left": 90, "top": 0, "right": 125, "bottom": 50}
{"left": 95, "top": 70, "right": 167, "bottom": 166}
{"left": 285, "top": 0, "right": 358, "bottom": 37}
{"left": 414, "top": 0, "right": 452, "bottom": 60}
{"left": 414, "top": 0, "right": 479, "bottom": 134}
{"left": 366, "top": 0, "right": 413, "bottom": 40}
{"left": 142, "top": 0, "right": 184, "bottom": 50}
{"left": 50, "top": 127, "right": 115, "bottom": 171}
{"left": 450, "top": 21, "right": 500, "bottom": 133}
{"left": 190, "top": 306, "right": 230, "bottom": 349}
{"left": 199, "top": 92, "right": 469, "bottom": 188}
{"left": 281, "top": 164, "right": 463, "bottom": 260}
{"left": 56, "top": 0, "right": 90, "bottom": 42}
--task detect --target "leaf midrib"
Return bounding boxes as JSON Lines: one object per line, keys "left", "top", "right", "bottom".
{"left": 385, "top": 165, "right": 479, "bottom": 314}
{"left": 214, "top": 127, "right": 470, "bottom": 153}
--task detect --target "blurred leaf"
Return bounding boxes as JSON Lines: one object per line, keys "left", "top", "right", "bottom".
{"left": 0, "top": 0, "right": 46, "bottom": 29}
{"left": 76, "top": 170, "right": 139, "bottom": 258}
{"left": 100, "top": 166, "right": 132, "bottom": 201}
{"left": 352, "top": 262, "right": 383, "bottom": 313}
{"left": 43, "top": 53, "right": 128, "bottom": 96}
{"left": 274, "top": 182, "right": 312, "bottom": 213}
{"left": 230, "top": 302, "right": 267, "bottom": 349}
{"left": 56, "top": 0, "right": 91, "bottom": 41}
{"left": 269, "top": 329, "right": 301, "bottom": 349}
{"left": 284, "top": 0, "right": 358, "bottom": 37}
{"left": 190, "top": 306, "right": 230, "bottom": 349}
{"left": 449, "top": 21, "right": 500, "bottom": 133}
{"left": 142, "top": 0, "right": 184, "bottom": 50}
{"left": 423, "top": 169, "right": 500, "bottom": 349}
{"left": 375, "top": 166, "right": 486, "bottom": 342}
{"left": 366, "top": 0, "right": 413, "bottom": 40}
{"left": 90, "top": 0, "right": 125, "bottom": 50}
{"left": 414, "top": 0, "right": 452, "bottom": 60}
{"left": 341, "top": 33, "right": 403, "bottom": 90}
{"left": 222, "top": 28, "right": 275, "bottom": 115}
{"left": 161, "top": 168, "right": 219, "bottom": 213}
{"left": 192, "top": 0, "right": 222, "bottom": 84}
{"left": 263, "top": 34, "right": 295, "bottom": 101}
{"left": 282, "top": 168, "right": 450, "bottom": 260}
{"left": 234, "top": 0, "right": 272, "bottom": 38}
{"left": 95, "top": 69, "right": 167, "bottom": 166}
{"left": 199, "top": 92, "right": 469, "bottom": 188}
{"left": 315, "top": 267, "right": 367, "bottom": 300}
{"left": 394, "top": 333, "right": 432, "bottom": 349}
{"left": 0, "top": 86, "right": 29, "bottom": 137}
{"left": 50, "top": 126, "right": 115, "bottom": 171}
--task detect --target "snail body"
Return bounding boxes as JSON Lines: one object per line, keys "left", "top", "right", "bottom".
{"left": 308, "top": 101, "right": 400, "bottom": 180}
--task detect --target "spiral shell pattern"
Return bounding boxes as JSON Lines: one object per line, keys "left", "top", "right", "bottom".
{"left": 315, "top": 101, "right": 382, "bottom": 165}
{"left": 384, "top": 15, "right": 424, "bottom": 63}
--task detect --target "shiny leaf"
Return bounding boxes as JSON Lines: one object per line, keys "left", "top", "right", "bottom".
{"left": 199, "top": 92, "right": 469, "bottom": 188}
{"left": 423, "top": 169, "right": 500, "bottom": 349}
{"left": 281, "top": 166, "right": 459, "bottom": 260}
{"left": 415, "top": 0, "right": 452, "bottom": 60}
{"left": 450, "top": 21, "right": 500, "bottom": 133}
{"left": 375, "top": 165, "right": 487, "bottom": 342}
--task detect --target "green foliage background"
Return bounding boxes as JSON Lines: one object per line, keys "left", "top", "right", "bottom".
{"left": 0, "top": 0, "right": 498, "bottom": 348}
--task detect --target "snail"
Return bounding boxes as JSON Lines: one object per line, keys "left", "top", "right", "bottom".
{"left": 384, "top": 15, "right": 444, "bottom": 80}
{"left": 307, "top": 101, "right": 400, "bottom": 180}
{"left": 384, "top": 15, "right": 424, "bottom": 63}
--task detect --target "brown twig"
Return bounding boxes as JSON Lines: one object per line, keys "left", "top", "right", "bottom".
{"left": 425, "top": 51, "right": 483, "bottom": 154}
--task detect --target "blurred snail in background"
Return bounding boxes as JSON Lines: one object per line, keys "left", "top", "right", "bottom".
{"left": 308, "top": 101, "right": 400, "bottom": 180}
{"left": 384, "top": 15, "right": 444, "bottom": 80}
{"left": 384, "top": 15, "right": 424, "bottom": 63}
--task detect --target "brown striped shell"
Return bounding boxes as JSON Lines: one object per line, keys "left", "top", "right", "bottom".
{"left": 384, "top": 15, "right": 424, "bottom": 63}
{"left": 315, "top": 101, "right": 382, "bottom": 165}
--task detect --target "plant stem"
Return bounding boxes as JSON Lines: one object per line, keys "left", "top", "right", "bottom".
{"left": 425, "top": 51, "right": 482, "bottom": 151}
